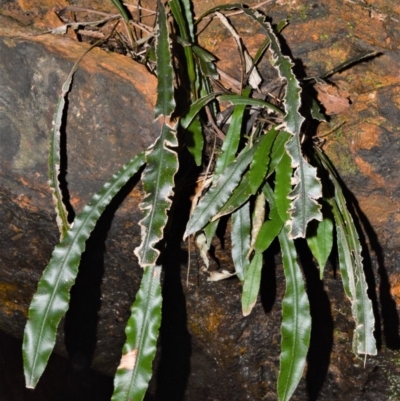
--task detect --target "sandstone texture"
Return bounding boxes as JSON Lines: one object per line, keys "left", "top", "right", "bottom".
{"left": 1, "top": 1, "right": 400, "bottom": 400}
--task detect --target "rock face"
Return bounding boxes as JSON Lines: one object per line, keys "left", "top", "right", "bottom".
{"left": 1, "top": 1, "right": 400, "bottom": 401}
{"left": 0, "top": 11, "right": 159, "bottom": 379}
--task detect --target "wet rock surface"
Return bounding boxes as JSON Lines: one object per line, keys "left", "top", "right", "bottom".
{"left": 1, "top": 0, "right": 400, "bottom": 400}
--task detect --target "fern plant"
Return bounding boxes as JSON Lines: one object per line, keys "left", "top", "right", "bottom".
{"left": 22, "top": 1, "right": 377, "bottom": 400}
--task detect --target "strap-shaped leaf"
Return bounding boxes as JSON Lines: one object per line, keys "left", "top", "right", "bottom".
{"left": 170, "top": 0, "right": 196, "bottom": 90}
{"left": 241, "top": 183, "right": 284, "bottom": 316}
{"left": 254, "top": 182, "right": 284, "bottom": 254}
{"left": 306, "top": 206, "right": 333, "bottom": 279}
{"left": 135, "top": 1, "right": 179, "bottom": 267}
{"left": 154, "top": 0, "right": 175, "bottom": 119}
{"left": 134, "top": 124, "right": 179, "bottom": 267}
{"left": 336, "top": 221, "right": 376, "bottom": 355}
{"left": 285, "top": 136, "right": 323, "bottom": 239}
{"left": 23, "top": 152, "right": 146, "bottom": 388}
{"left": 184, "top": 145, "right": 258, "bottom": 238}
{"left": 241, "top": 252, "right": 263, "bottom": 316}
{"left": 274, "top": 150, "right": 292, "bottom": 223}
{"left": 263, "top": 20, "right": 322, "bottom": 238}
{"left": 248, "top": 127, "right": 279, "bottom": 193}
{"left": 49, "top": 45, "right": 98, "bottom": 239}
{"left": 214, "top": 130, "right": 290, "bottom": 219}
{"left": 251, "top": 192, "right": 266, "bottom": 249}
{"left": 49, "top": 63, "right": 75, "bottom": 240}
{"left": 315, "top": 148, "right": 376, "bottom": 355}
{"left": 185, "top": 116, "right": 204, "bottom": 166}
{"left": 231, "top": 202, "right": 251, "bottom": 282}
{"left": 112, "top": 265, "right": 162, "bottom": 401}
{"left": 278, "top": 225, "right": 311, "bottom": 401}
{"left": 242, "top": 9, "right": 322, "bottom": 238}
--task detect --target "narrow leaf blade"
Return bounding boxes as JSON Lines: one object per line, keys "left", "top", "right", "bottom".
{"left": 315, "top": 147, "right": 376, "bottom": 355}
{"left": 285, "top": 136, "right": 323, "bottom": 239}
{"left": 254, "top": 183, "right": 284, "bottom": 254}
{"left": 278, "top": 226, "right": 311, "bottom": 401}
{"left": 112, "top": 265, "right": 162, "bottom": 401}
{"left": 23, "top": 152, "right": 146, "bottom": 388}
{"left": 154, "top": 1, "right": 175, "bottom": 119}
{"left": 274, "top": 150, "right": 292, "bottom": 223}
{"left": 241, "top": 252, "right": 263, "bottom": 316}
{"left": 134, "top": 125, "right": 179, "bottom": 267}
{"left": 231, "top": 202, "right": 251, "bottom": 282}
{"left": 243, "top": 10, "right": 323, "bottom": 238}
{"left": 213, "top": 87, "right": 251, "bottom": 181}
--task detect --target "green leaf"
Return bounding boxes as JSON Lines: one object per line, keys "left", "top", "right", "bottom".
{"left": 110, "top": 0, "right": 131, "bottom": 23}
{"left": 111, "top": 265, "right": 162, "bottom": 401}
{"left": 254, "top": 183, "right": 284, "bottom": 254}
{"left": 134, "top": 124, "right": 179, "bottom": 267}
{"left": 48, "top": 61, "right": 77, "bottom": 240}
{"left": 180, "top": 92, "right": 219, "bottom": 129}
{"left": 248, "top": 127, "right": 279, "bottom": 193}
{"left": 135, "top": 1, "right": 179, "bottom": 268}
{"left": 285, "top": 136, "right": 323, "bottom": 239}
{"left": 278, "top": 225, "right": 311, "bottom": 401}
{"left": 184, "top": 145, "right": 258, "bottom": 238}
{"left": 49, "top": 44, "right": 99, "bottom": 240}
{"left": 273, "top": 148, "right": 292, "bottom": 223}
{"left": 336, "top": 222, "right": 376, "bottom": 355}
{"left": 252, "top": 19, "right": 288, "bottom": 66}
{"left": 23, "top": 152, "right": 146, "bottom": 388}
{"left": 195, "top": 3, "right": 243, "bottom": 25}
{"left": 231, "top": 202, "right": 251, "bottom": 282}
{"left": 185, "top": 116, "right": 204, "bottom": 166}
{"left": 154, "top": 1, "right": 175, "bottom": 119}
{"left": 315, "top": 148, "right": 376, "bottom": 355}
{"left": 213, "top": 87, "right": 251, "bottom": 181}
{"left": 251, "top": 192, "right": 266, "bottom": 249}
{"left": 219, "top": 94, "right": 284, "bottom": 115}
{"left": 192, "top": 45, "right": 219, "bottom": 79}
{"left": 169, "top": 0, "right": 197, "bottom": 91}
{"left": 242, "top": 9, "right": 323, "bottom": 238}
{"left": 306, "top": 207, "right": 333, "bottom": 279}
{"left": 241, "top": 252, "right": 263, "bottom": 316}
{"left": 214, "top": 130, "right": 290, "bottom": 219}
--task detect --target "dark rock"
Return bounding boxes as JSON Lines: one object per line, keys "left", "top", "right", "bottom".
{"left": 0, "top": 14, "right": 160, "bottom": 376}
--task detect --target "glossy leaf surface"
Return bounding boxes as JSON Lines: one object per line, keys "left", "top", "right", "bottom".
{"left": 315, "top": 148, "right": 376, "bottom": 355}
{"left": 154, "top": 1, "right": 175, "bottom": 119}
{"left": 306, "top": 209, "right": 333, "bottom": 279}
{"left": 231, "top": 202, "right": 251, "bottom": 282}
{"left": 213, "top": 87, "right": 251, "bottom": 181}
{"left": 241, "top": 252, "right": 263, "bottom": 316}
{"left": 135, "top": 124, "right": 178, "bottom": 267}
{"left": 23, "top": 152, "right": 146, "bottom": 388}
{"left": 112, "top": 266, "right": 162, "bottom": 401}
{"left": 184, "top": 145, "right": 258, "bottom": 238}
{"left": 214, "top": 130, "right": 290, "bottom": 219}
{"left": 245, "top": 9, "right": 322, "bottom": 238}
{"left": 135, "top": 3, "right": 178, "bottom": 267}
{"left": 278, "top": 226, "right": 311, "bottom": 401}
